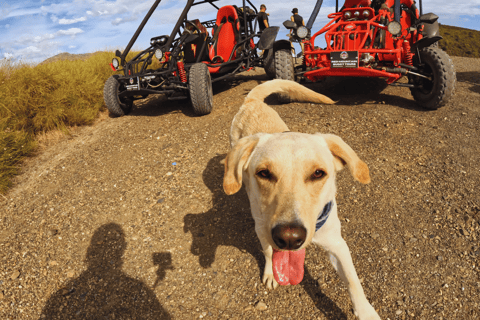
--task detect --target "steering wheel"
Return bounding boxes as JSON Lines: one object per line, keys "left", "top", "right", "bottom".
{"left": 179, "top": 20, "right": 202, "bottom": 36}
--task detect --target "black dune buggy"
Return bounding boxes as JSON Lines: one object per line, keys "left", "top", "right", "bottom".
{"left": 104, "top": 0, "right": 292, "bottom": 117}
{"left": 279, "top": 0, "right": 456, "bottom": 110}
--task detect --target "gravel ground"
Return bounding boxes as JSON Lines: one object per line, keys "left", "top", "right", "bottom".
{"left": 1, "top": 56, "right": 479, "bottom": 320}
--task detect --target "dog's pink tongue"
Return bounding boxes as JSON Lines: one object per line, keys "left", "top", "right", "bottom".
{"left": 272, "top": 248, "right": 305, "bottom": 286}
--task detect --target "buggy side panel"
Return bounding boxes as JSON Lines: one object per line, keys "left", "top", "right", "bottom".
{"left": 257, "top": 26, "right": 280, "bottom": 50}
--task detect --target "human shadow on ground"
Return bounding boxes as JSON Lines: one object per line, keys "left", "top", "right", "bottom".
{"left": 40, "top": 223, "right": 172, "bottom": 319}
{"left": 183, "top": 155, "right": 347, "bottom": 319}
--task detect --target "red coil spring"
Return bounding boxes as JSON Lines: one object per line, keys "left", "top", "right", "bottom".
{"left": 403, "top": 40, "right": 413, "bottom": 66}
{"left": 177, "top": 61, "right": 187, "bottom": 83}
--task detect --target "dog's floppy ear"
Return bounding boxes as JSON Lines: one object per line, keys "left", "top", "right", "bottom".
{"left": 223, "top": 134, "right": 261, "bottom": 195}
{"left": 321, "top": 134, "right": 371, "bottom": 184}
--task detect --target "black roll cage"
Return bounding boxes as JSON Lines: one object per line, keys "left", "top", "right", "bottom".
{"left": 117, "top": 0, "right": 260, "bottom": 68}
{"left": 333, "top": 0, "right": 423, "bottom": 15}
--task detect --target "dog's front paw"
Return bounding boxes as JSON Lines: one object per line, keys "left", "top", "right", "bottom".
{"left": 262, "top": 272, "right": 278, "bottom": 290}
{"left": 355, "top": 303, "right": 381, "bottom": 320}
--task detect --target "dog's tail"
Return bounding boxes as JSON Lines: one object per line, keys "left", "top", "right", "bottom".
{"left": 245, "top": 79, "right": 335, "bottom": 105}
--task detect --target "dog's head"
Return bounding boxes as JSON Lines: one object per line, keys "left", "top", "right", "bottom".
{"left": 223, "top": 132, "right": 370, "bottom": 251}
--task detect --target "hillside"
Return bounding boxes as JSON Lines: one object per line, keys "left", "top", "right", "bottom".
{"left": 439, "top": 24, "right": 480, "bottom": 58}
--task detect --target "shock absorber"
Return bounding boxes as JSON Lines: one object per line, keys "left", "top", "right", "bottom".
{"left": 177, "top": 61, "right": 187, "bottom": 83}
{"left": 403, "top": 40, "right": 414, "bottom": 66}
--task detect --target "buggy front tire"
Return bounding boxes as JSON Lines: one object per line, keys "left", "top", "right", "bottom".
{"left": 409, "top": 47, "right": 456, "bottom": 110}
{"left": 189, "top": 63, "right": 213, "bottom": 116}
{"left": 103, "top": 75, "right": 133, "bottom": 117}
{"left": 275, "top": 49, "right": 294, "bottom": 81}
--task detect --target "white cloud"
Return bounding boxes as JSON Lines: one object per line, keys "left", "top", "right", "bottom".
{"left": 57, "top": 28, "right": 84, "bottom": 38}
{"left": 59, "top": 16, "right": 87, "bottom": 24}
{"left": 34, "top": 33, "right": 55, "bottom": 43}
{"left": 112, "top": 15, "right": 138, "bottom": 26}
{"left": 4, "top": 53, "right": 14, "bottom": 59}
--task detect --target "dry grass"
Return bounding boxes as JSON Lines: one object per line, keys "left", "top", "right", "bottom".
{"left": 439, "top": 25, "right": 480, "bottom": 58}
{"left": 0, "top": 51, "right": 127, "bottom": 193}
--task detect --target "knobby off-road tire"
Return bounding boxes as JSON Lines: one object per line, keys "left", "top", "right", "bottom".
{"left": 103, "top": 75, "right": 133, "bottom": 117}
{"left": 263, "top": 49, "right": 276, "bottom": 79}
{"left": 275, "top": 49, "right": 294, "bottom": 81}
{"left": 410, "top": 47, "right": 456, "bottom": 110}
{"left": 188, "top": 63, "right": 213, "bottom": 116}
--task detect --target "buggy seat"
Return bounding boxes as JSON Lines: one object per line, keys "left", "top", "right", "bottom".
{"left": 208, "top": 6, "right": 240, "bottom": 68}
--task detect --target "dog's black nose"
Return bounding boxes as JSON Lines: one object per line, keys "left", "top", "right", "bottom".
{"left": 272, "top": 224, "right": 307, "bottom": 250}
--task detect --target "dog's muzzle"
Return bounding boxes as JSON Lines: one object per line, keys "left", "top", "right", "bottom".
{"left": 271, "top": 223, "right": 306, "bottom": 250}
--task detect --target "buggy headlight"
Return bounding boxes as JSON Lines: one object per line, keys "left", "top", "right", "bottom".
{"left": 112, "top": 58, "right": 119, "bottom": 69}
{"left": 297, "top": 26, "right": 308, "bottom": 39}
{"left": 388, "top": 21, "right": 402, "bottom": 36}
{"left": 155, "top": 48, "right": 163, "bottom": 60}
{"left": 362, "top": 10, "right": 370, "bottom": 18}
{"left": 344, "top": 11, "right": 352, "bottom": 19}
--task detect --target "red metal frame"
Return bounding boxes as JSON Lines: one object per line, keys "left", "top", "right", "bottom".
{"left": 302, "top": 1, "right": 420, "bottom": 84}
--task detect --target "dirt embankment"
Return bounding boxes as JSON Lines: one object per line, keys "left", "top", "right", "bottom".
{"left": 1, "top": 56, "right": 479, "bottom": 320}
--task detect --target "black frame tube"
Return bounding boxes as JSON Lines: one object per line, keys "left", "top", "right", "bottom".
{"left": 419, "top": 0, "right": 423, "bottom": 16}
{"left": 394, "top": 0, "right": 401, "bottom": 22}
{"left": 121, "top": 0, "right": 162, "bottom": 65}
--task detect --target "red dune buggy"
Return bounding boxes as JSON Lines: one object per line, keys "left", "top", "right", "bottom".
{"left": 281, "top": 0, "right": 456, "bottom": 109}
{"left": 104, "top": 0, "right": 290, "bottom": 117}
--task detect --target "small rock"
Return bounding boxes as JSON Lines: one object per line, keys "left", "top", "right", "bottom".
{"left": 47, "top": 229, "right": 59, "bottom": 237}
{"left": 255, "top": 301, "right": 268, "bottom": 311}
{"left": 50, "top": 261, "right": 58, "bottom": 266}
{"left": 396, "top": 310, "right": 403, "bottom": 315}
{"left": 371, "top": 233, "right": 380, "bottom": 239}
{"left": 157, "top": 198, "right": 165, "bottom": 204}
{"left": 0, "top": 291, "right": 4, "bottom": 299}
{"left": 67, "top": 271, "right": 75, "bottom": 278}
{"left": 437, "top": 256, "right": 444, "bottom": 261}
{"left": 11, "top": 270, "right": 20, "bottom": 280}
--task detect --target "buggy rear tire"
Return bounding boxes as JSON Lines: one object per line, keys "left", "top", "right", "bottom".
{"left": 409, "top": 47, "right": 456, "bottom": 110}
{"left": 189, "top": 63, "right": 213, "bottom": 116}
{"left": 275, "top": 49, "right": 294, "bottom": 81}
{"left": 263, "top": 49, "right": 276, "bottom": 79}
{"left": 103, "top": 75, "right": 133, "bottom": 117}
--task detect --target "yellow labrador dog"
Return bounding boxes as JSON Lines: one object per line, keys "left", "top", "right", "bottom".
{"left": 224, "top": 80, "right": 380, "bottom": 320}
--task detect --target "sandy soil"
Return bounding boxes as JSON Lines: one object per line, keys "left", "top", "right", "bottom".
{"left": 1, "top": 56, "right": 479, "bottom": 320}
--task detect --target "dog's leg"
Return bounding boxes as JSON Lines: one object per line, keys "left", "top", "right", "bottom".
{"left": 313, "top": 217, "right": 380, "bottom": 320}
{"left": 255, "top": 225, "right": 279, "bottom": 290}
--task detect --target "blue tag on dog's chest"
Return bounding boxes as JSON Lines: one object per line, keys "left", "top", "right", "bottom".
{"left": 315, "top": 201, "right": 333, "bottom": 232}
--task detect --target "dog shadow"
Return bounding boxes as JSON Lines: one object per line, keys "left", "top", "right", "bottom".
{"left": 183, "top": 155, "right": 347, "bottom": 319}
{"left": 40, "top": 223, "right": 172, "bottom": 319}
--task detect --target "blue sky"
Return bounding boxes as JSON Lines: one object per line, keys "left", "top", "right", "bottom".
{"left": 1, "top": 0, "right": 479, "bottom": 64}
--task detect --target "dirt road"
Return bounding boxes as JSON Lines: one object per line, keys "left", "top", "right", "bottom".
{"left": 1, "top": 56, "right": 479, "bottom": 320}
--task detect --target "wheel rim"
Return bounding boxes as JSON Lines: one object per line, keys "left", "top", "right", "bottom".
{"left": 417, "top": 63, "right": 435, "bottom": 95}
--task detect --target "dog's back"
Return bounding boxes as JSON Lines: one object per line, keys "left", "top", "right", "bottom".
{"left": 229, "top": 80, "right": 334, "bottom": 147}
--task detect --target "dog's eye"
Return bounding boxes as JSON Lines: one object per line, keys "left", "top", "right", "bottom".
{"left": 256, "top": 169, "right": 272, "bottom": 180}
{"left": 311, "top": 169, "right": 325, "bottom": 180}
